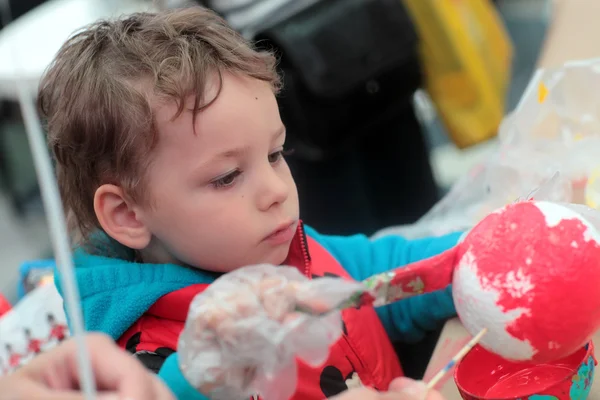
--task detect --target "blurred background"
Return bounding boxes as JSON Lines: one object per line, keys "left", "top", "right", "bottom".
{"left": 0, "top": 0, "right": 557, "bottom": 303}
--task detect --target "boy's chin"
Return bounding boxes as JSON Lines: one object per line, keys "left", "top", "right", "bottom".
{"left": 229, "top": 246, "right": 292, "bottom": 271}
{"left": 177, "top": 242, "right": 295, "bottom": 273}
{"left": 267, "top": 242, "right": 294, "bottom": 266}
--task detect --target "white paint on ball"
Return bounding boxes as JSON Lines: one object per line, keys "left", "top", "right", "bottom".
{"left": 534, "top": 202, "right": 579, "bottom": 227}
{"left": 498, "top": 268, "right": 534, "bottom": 298}
{"left": 583, "top": 226, "right": 600, "bottom": 244}
{"left": 453, "top": 249, "right": 536, "bottom": 361}
{"left": 534, "top": 201, "right": 600, "bottom": 244}
{"left": 490, "top": 206, "right": 507, "bottom": 216}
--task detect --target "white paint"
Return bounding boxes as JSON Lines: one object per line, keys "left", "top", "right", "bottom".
{"left": 491, "top": 205, "right": 507, "bottom": 216}
{"left": 535, "top": 201, "right": 581, "bottom": 227}
{"left": 453, "top": 249, "right": 536, "bottom": 361}
{"left": 572, "top": 241, "right": 579, "bottom": 248}
{"left": 525, "top": 258, "right": 532, "bottom": 265}
{"left": 583, "top": 227, "right": 600, "bottom": 244}
{"left": 497, "top": 268, "right": 534, "bottom": 298}
{"left": 534, "top": 202, "right": 600, "bottom": 244}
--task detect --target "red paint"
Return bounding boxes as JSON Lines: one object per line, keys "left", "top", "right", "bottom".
{"left": 455, "top": 342, "right": 594, "bottom": 400}
{"left": 459, "top": 201, "right": 600, "bottom": 362}
{"left": 484, "top": 365, "right": 573, "bottom": 397}
{"left": 358, "top": 292, "right": 377, "bottom": 307}
{"left": 0, "top": 294, "right": 11, "bottom": 317}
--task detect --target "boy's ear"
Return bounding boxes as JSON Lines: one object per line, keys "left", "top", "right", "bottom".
{"left": 94, "top": 184, "right": 151, "bottom": 250}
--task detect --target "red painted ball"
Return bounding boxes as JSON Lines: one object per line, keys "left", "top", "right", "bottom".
{"left": 453, "top": 201, "right": 600, "bottom": 363}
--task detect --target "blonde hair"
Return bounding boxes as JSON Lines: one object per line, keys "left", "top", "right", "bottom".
{"left": 38, "top": 7, "right": 280, "bottom": 242}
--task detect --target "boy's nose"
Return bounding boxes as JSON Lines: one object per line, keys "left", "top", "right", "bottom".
{"left": 257, "top": 169, "right": 289, "bottom": 211}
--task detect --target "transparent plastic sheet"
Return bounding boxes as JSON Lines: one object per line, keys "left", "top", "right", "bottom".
{"left": 178, "top": 264, "right": 364, "bottom": 400}
{"left": 373, "top": 161, "right": 571, "bottom": 239}
{"left": 373, "top": 58, "right": 600, "bottom": 240}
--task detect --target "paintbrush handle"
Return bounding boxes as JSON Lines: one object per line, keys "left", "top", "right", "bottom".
{"left": 337, "top": 246, "right": 458, "bottom": 310}
{"left": 425, "top": 328, "right": 488, "bottom": 390}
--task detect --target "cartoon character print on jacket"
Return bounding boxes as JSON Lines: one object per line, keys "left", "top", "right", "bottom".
{"left": 312, "top": 271, "right": 376, "bottom": 397}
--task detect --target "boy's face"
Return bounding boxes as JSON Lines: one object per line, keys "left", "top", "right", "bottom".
{"left": 138, "top": 73, "right": 299, "bottom": 272}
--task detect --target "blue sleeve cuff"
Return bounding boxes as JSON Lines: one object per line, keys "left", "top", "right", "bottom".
{"left": 159, "top": 353, "right": 209, "bottom": 400}
{"left": 376, "top": 284, "right": 456, "bottom": 343}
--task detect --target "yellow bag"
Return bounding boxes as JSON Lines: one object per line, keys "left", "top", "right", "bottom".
{"left": 402, "top": 0, "right": 513, "bottom": 148}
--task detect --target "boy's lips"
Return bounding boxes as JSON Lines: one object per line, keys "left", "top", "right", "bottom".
{"left": 264, "top": 220, "right": 297, "bottom": 245}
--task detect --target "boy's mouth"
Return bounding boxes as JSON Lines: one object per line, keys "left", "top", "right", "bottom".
{"left": 264, "top": 220, "right": 297, "bottom": 244}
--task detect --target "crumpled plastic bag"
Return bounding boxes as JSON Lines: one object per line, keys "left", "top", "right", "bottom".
{"left": 177, "top": 264, "right": 363, "bottom": 400}
{"left": 374, "top": 58, "right": 600, "bottom": 240}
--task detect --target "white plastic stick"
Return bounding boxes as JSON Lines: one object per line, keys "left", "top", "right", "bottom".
{"left": 15, "top": 87, "right": 97, "bottom": 400}
{"left": 1, "top": 0, "right": 96, "bottom": 398}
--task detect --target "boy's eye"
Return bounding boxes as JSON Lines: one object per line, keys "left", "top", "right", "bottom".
{"left": 268, "top": 150, "right": 284, "bottom": 164}
{"left": 211, "top": 170, "right": 241, "bottom": 189}
{"left": 269, "top": 148, "right": 295, "bottom": 164}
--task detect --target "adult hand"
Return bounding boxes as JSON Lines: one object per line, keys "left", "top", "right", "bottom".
{"left": 0, "top": 333, "right": 174, "bottom": 400}
{"left": 331, "top": 377, "right": 446, "bottom": 400}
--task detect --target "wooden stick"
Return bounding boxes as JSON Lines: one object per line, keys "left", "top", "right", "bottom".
{"left": 425, "top": 328, "right": 488, "bottom": 390}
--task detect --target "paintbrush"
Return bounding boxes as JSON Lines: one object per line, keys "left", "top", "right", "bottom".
{"left": 424, "top": 327, "right": 488, "bottom": 390}
{"left": 296, "top": 246, "right": 459, "bottom": 316}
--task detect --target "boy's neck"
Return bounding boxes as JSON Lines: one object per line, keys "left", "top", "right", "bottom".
{"left": 138, "top": 236, "right": 181, "bottom": 265}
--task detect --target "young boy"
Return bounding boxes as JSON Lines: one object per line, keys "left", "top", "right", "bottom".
{"left": 40, "top": 7, "right": 461, "bottom": 400}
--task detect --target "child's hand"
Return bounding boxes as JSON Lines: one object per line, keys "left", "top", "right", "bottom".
{"left": 177, "top": 264, "right": 363, "bottom": 400}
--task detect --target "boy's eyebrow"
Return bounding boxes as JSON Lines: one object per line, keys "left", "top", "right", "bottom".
{"left": 213, "top": 125, "right": 286, "bottom": 159}
{"left": 192, "top": 125, "right": 287, "bottom": 174}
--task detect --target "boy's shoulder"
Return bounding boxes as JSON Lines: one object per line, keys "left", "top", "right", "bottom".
{"left": 54, "top": 233, "right": 216, "bottom": 340}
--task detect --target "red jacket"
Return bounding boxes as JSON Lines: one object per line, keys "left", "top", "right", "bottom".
{"left": 117, "top": 225, "right": 403, "bottom": 398}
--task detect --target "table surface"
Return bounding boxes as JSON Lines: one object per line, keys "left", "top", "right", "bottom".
{"left": 537, "top": 0, "right": 600, "bottom": 68}
{"left": 427, "top": 319, "right": 600, "bottom": 400}
{"left": 0, "top": 0, "right": 157, "bottom": 99}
